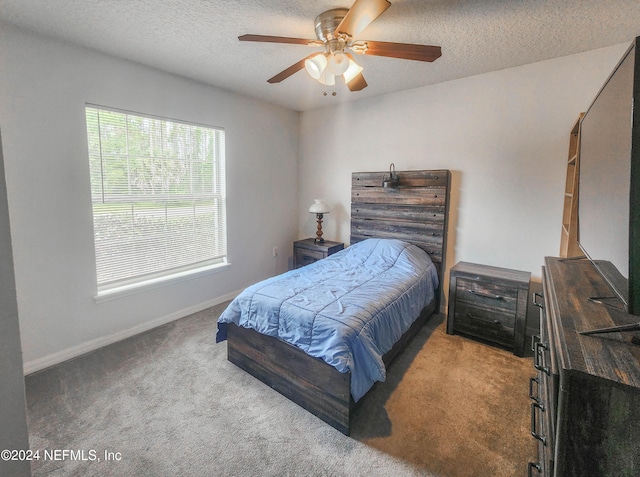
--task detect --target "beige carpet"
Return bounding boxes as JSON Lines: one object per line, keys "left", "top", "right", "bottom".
{"left": 352, "top": 315, "right": 537, "bottom": 477}
{"left": 26, "top": 305, "right": 536, "bottom": 477}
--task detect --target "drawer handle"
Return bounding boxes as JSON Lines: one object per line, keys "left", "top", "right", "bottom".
{"left": 529, "top": 376, "right": 540, "bottom": 403}
{"left": 534, "top": 341, "right": 550, "bottom": 375}
{"left": 528, "top": 462, "right": 542, "bottom": 476}
{"left": 530, "top": 402, "right": 547, "bottom": 445}
{"left": 302, "top": 255, "right": 317, "bottom": 261}
{"left": 533, "top": 292, "right": 544, "bottom": 309}
{"left": 469, "top": 289, "right": 504, "bottom": 300}
{"left": 531, "top": 334, "right": 541, "bottom": 352}
{"left": 466, "top": 313, "right": 501, "bottom": 326}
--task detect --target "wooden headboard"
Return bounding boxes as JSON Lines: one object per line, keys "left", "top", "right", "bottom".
{"left": 350, "top": 169, "right": 451, "bottom": 288}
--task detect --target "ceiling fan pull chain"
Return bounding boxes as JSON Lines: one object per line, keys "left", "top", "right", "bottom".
{"left": 323, "top": 85, "right": 337, "bottom": 97}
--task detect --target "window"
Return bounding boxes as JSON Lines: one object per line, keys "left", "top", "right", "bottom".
{"left": 85, "top": 105, "right": 226, "bottom": 293}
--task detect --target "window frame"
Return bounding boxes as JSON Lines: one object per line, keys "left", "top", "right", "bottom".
{"left": 85, "top": 104, "right": 228, "bottom": 299}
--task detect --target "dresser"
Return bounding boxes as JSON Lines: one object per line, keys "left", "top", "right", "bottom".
{"left": 447, "top": 261, "right": 530, "bottom": 357}
{"left": 293, "top": 238, "right": 344, "bottom": 268}
{"left": 529, "top": 257, "right": 640, "bottom": 476}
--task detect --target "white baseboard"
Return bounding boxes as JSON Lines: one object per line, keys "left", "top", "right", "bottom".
{"left": 23, "top": 290, "right": 240, "bottom": 376}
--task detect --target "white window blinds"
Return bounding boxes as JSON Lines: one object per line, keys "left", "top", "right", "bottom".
{"left": 85, "top": 105, "right": 226, "bottom": 290}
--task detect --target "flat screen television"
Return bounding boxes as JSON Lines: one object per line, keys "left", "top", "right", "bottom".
{"left": 578, "top": 36, "right": 640, "bottom": 317}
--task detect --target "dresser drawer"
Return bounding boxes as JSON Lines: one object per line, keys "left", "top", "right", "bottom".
{"left": 529, "top": 284, "right": 556, "bottom": 477}
{"left": 529, "top": 366, "right": 553, "bottom": 477}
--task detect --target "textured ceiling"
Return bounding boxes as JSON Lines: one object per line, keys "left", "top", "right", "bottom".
{"left": 1, "top": 0, "right": 639, "bottom": 111}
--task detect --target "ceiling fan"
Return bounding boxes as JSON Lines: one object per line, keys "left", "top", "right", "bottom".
{"left": 239, "top": 0, "right": 441, "bottom": 94}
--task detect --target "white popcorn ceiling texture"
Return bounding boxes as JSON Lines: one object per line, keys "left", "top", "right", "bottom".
{"left": 1, "top": 0, "right": 639, "bottom": 111}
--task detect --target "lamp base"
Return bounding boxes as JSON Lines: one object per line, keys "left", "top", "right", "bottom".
{"left": 315, "top": 213, "right": 325, "bottom": 243}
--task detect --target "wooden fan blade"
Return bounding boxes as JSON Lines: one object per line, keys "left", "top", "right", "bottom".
{"left": 336, "top": 0, "right": 391, "bottom": 38}
{"left": 355, "top": 40, "right": 442, "bottom": 62}
{"left": 346, "top": 72, "right": 367, "bottom": 92}
{"left": 239, "top": 34, "right": 323, "bottom": 47}
{"left": 267, "top": 54, "right": 319, "bottom": 83}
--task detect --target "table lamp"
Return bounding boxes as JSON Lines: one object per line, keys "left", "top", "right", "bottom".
{"left": 309, "top": 199, "right": 330, "bottom": 243}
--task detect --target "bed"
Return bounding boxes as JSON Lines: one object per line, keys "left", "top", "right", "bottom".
{"left": 217, "top": 169, "right": 451, "bottom": 435}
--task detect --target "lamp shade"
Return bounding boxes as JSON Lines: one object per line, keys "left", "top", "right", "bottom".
{"left": 305, "top": 54, "right": 328, "bottom": 80}
{"left": 309, "top": 199, "right": 330, "bottom": 214}
{"left": 327, "top": 51, "right": 350, "bottom": 75}
{"left": 343, "top": 57, "right": 364, "bottom": 84}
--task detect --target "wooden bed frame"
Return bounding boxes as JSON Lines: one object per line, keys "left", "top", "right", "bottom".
{"left": 226, "top": 169, "right": 451, "bottom": 435}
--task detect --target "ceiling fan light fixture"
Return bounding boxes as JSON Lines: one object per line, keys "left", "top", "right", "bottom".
{"left": 241, "top": 0, "right": 441, "bottom": 92}
{"left": 342, "top": 57, "right": 363, "bottom": 83}
{"left": 327, "top": 51, "right": 350, "bottom": 75}
{"left": 318, "top": 70, "right": 336, "bottom": 86}
{"left": 304, "top": 53, "right": 328, "bottom": 80}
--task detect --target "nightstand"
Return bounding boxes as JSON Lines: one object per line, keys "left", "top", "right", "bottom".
{"left": 447, "top": 261, "right": 531, "bottom": 357}
{"left": 293, "top": 238, "right": 344, "bottom": 268}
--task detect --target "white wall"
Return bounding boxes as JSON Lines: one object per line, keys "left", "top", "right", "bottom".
{"left": 0, "top": 130, "right": 31, "bottom": 477}
{"left": 0, "top": 22, "right": 300, "bottom": 371}
{"left": 298, "top": 44, "right": 629, "bottom": 306}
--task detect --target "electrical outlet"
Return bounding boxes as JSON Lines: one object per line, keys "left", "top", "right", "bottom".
{"left": 272, "top": 246, "right": 278, "bottom": 257}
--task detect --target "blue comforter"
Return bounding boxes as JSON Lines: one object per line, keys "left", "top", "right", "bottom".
{"left": 216, "top": 238, "right": 438, "bottom": 401}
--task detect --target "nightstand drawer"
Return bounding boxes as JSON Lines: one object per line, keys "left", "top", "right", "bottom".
{"left": 295, "top": 248, "right": 325, "bottom": 267}
{"left": 455, "top": 278, "right": 518, "bottom": 313}
{"left": 454, "top": 301, "right": 515, "bottom": 348}
{"left": 293, "top": 239, "right": 344, "bottom": 269}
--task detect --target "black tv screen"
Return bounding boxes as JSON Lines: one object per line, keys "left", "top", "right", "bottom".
{"left": 578, "top": 37, "right": 640, "bottom": 315}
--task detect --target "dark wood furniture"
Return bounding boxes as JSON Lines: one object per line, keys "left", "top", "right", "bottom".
{"left": 350, "top": 169, "right": 450, "bottom": 297}
{"left": 529, "top": 257, "right": 640, "bottom": 476}
{"left": 293, "top": 238, "right": 344, "bottom": 268}
{"left": 446, "top": 261, "right": 530, "bottom": 357}
{"left": 228, "top": 298, "right": 437, "bottom": 435}
{"left": 226, "top": 169, "right": 451, "bottom": 435}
